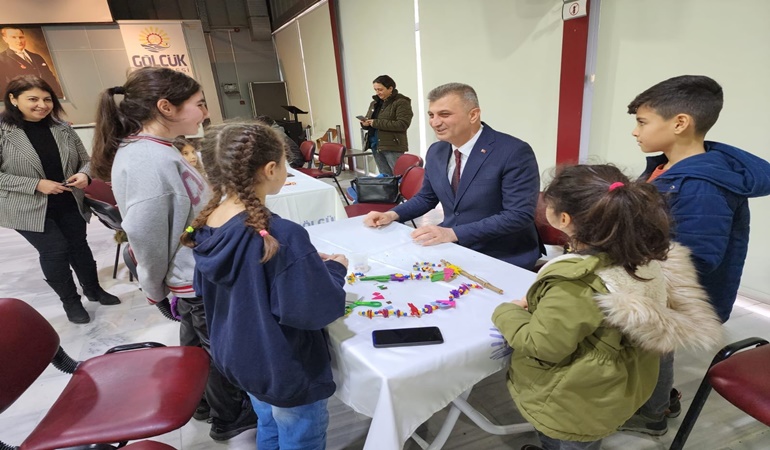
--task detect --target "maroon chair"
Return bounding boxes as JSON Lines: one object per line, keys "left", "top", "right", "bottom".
{"left": 84, "top": 179, "right": 126, "bottom": 279}
{"left": 297, "top": 142, "right": 349, "bottom": 204}
{"left": 299, "top": 140, "right": 316, "bottom": 168}
{"left": 0, "top": 297, "right": 209, "bottom": 450}
{"left": 669, "top": 337, "right": 770, "bottom": 450}
{"left": 345, "top": 153, "right": 424, "bottom": 203}
{"left": 345, "top": 166, "right": 425, "bottom": 227}
{"left": 391, "top": 153, "right": 424, "bottom": 176}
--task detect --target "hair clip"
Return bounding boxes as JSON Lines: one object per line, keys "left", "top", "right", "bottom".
{"left": 185, "top": 226, "right": 194, "bottom": 233}
{"left": 259, "top": 229, "right": 269, "bottom": 237}
{"left": 608, "top": 182, "right": 625, "bottom": 191}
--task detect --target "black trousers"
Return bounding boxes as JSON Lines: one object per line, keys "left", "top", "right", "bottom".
{"left": 177, "top": 296, "right": 246, "bottom": 422}
{"left": 17, "top": 206, "right": 100, "bottom": 291}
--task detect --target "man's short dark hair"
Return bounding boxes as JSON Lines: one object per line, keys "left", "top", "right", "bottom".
{"left": 427, "top": 83, "right": 479, "bottom": 109}
{"left": 627, "top": 75, "right": 724, "bottom": 135}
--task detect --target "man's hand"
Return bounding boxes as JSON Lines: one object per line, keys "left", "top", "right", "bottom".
{"left": 363, "top": 211, "right": 398, "bottom": 228}
{"left": 362, "top": 119, "right": 374, "bottom": 127}
{"left": 63, "top": 173, "right": 89, "bottom": 189}
{"left": 36, "top": 179, "right": 72, "bottom": 195}
{"left": 411, "top": 225, "right": 458, "bottom": 246}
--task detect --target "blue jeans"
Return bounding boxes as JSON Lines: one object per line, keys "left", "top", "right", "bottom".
{"left": 248, "top": 394, "right": 329, "bottom": 450}
{"left": 539, "top": 432, "right": 602, "bottom": 450}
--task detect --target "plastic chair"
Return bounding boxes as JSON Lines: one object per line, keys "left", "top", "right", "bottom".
{"left": 669, "top": 337, "right": 770, "bottom": 450}
{"left": 345, "top": 166, "right": 425, "bottom": 227}
{"left": 299, "top": 140, "right": 316, "bottom": 168}
{"left": 297, "top": 142, "right": 349, "bottom": 205}
{"left": 392, "top": 153, "right": 424, "bottom": 177}
{"left": 0, "top": 297, "right": 209, "bottom": 450}
{"left": 84, "top": 179, "right": 127, "bottom": 280}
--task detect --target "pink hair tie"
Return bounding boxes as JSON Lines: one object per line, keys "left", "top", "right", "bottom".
{"left": 259, "top": 229, "right": 269, "bottom": 237}
{"left": 608, "top": 182, "right": 625, "bottom": 192}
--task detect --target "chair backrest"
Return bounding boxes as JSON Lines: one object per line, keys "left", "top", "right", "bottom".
{"left": 392, "top": 153, "right": 424, "bottom": 177}
{"left": 84, "top": 179, "right": 117, "bottom": 207}
{"left": 318, "top": 142, "right": 347, "bottom": 176}
{"left": 399, "top": 166, "right": 425, "bottom": 201}
{"left": 84, "top": 197, "right": 123, "bottom": 231}
{"left": 0, "top": 298, "right": 61, "bottom": 413}
{"left": 299, "top": 140, "right": 316, "bottom": 165}
{"left": 535, "top": 192, "right": 569, "bottom": 246}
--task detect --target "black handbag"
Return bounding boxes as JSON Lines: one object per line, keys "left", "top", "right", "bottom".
{"left": 351, "top": 176, "right": 400, "bottom": 203}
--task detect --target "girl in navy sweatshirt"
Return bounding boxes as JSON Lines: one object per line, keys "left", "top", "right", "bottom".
{"left": 182, "top": 121, "right": 348, "bottom": 450}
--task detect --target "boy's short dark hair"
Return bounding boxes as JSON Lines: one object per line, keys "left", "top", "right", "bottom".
{"left": 627, "top": 75, "right": 724, "bottom": 135}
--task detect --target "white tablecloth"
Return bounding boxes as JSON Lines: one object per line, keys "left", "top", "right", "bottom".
{"left": 266, "top": 168, "right": 347, "bottom": 227}
{"left": 307, "top": 217, "right": 537, "bottom": 450}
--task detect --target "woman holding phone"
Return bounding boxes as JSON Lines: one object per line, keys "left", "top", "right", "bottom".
{"left": 360, "top": 75, "right": 413, "bottom": 176}
{"left": 0, "top": 75, "right": 120, "bottom": 324}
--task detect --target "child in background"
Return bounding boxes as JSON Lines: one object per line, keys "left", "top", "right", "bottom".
{"left": 492, "top": 165, "right": 722, "bottom": 450}
{"left": 620, "top": 75, "right": 770, "bottom": 435}
{"left": 172, "top": 136, "right": 205, "bottom": 175}
{"left": 181, "top": 121, "right": 348, "bottom": 450}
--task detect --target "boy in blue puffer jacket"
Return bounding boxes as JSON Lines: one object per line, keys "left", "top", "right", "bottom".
{"left": 620, "top": 75, "right": 770, "bottom": 436}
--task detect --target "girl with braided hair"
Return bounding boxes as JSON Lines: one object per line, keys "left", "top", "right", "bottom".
{"left": 90, "top": 67, "right": 256, "bottom": 441}
{"left": 182, "top": 121, "right": 348, "bottom": 450}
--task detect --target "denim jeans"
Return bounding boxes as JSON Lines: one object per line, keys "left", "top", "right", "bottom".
{"left": 539, "top": 432, "right": 602, "bottom": 450}
{"left": 373, "top": 149, "right": 401, "bottom": 176}
{"left": 640, "top": 351, "right": 675, "bottom": 418}
{"left": 248, "top": 394, "right": 329, "bottom": 450}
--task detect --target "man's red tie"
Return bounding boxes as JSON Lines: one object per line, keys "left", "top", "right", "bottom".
{"left": 451, "top": 149, "right": 462, "bottom": 194}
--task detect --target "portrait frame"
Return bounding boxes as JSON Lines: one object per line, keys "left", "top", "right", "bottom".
{"left": 0, "top": 25, "right": 64, "bottom": 100}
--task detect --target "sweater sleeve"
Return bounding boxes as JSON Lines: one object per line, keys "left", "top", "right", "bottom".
{"left": 493, "top": 280, "right": 605, "bottom": 364}
{"left": 271, "top": 252, "right": 347, "bottom": 330}
{"left": 121, "top": 193, "right": 180, "bottom": 301}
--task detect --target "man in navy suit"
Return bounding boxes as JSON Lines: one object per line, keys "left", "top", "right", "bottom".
{"left": 364, "top": 83, "right": 541, "bottom": 270}
{"left": 0, "top": 27, "right": 63, "bottom": 98}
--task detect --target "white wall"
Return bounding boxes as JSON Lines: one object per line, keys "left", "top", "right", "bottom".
{"left": 337, "top": 0, "right": 419, "bottom": 154}
{"left": 418, "top": 0, "right": 563, "bottom": 172}
{"left": 588, "top": 0, "right": 770, "bottom": 301}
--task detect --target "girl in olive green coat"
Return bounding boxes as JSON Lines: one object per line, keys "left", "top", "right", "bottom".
{"left": 493, "top": 165, "right": 722, "bottom": 450}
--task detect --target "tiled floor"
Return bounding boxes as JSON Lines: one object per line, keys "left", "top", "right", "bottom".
{"left": 1, "top": 171, "right": 769, "bottom": 449}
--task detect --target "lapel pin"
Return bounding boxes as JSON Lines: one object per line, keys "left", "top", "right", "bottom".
{"left": 481, "top": 149, "right": 487, "bottom": 154}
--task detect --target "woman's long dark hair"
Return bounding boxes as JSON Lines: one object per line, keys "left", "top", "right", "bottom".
{"left": 543, "top": 164, "right": 671, "bottom": 277}
{"left": 90, "top": 67, "right": 201, "bottom": 180}
{"left": 1, "top": 75, "right": 64, "bottom": 127}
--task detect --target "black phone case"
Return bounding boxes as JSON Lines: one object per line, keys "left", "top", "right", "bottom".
{"left": 372, "top": 326, "right": 444, "bottom": 348}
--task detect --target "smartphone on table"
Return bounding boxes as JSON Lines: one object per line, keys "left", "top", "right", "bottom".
{"left": 372, "top": 326, "right": 444, "bottom": 348}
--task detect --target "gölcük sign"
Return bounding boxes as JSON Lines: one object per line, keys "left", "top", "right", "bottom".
{"left": 118, "top": 21, "right": 194, "bottom": 76}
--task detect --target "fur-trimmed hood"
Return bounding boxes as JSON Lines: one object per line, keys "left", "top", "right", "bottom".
{"left": 592, "top": 244, "right": 724, "bottom": 353}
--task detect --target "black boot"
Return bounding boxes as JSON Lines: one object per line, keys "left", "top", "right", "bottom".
{"left": 83, "top": 285, "right": 121, "bottom": 305}
{"left": 46, "top": 279, "right": 90, "bottom": 324}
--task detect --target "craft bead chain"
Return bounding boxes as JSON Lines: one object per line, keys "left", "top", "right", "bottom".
{"left": 347, "top": 262, "right": 483, "bottom": 319}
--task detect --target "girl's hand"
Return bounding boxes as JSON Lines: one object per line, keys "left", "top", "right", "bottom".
{"left": 319, "top": 252, "right": 349, "bottom": 268}
{"left": 512, "top": 297, "right": 529, "bottom": 310}
{"left": 63, "top": 173, "right": 89, "bottom": 190}
{"left": 36, "top": 179, "right": 72, "bottom": 195}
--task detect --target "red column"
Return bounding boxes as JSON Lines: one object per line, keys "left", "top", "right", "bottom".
{"left": 555, "top": 0, "right": 590, "bottom": 164}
